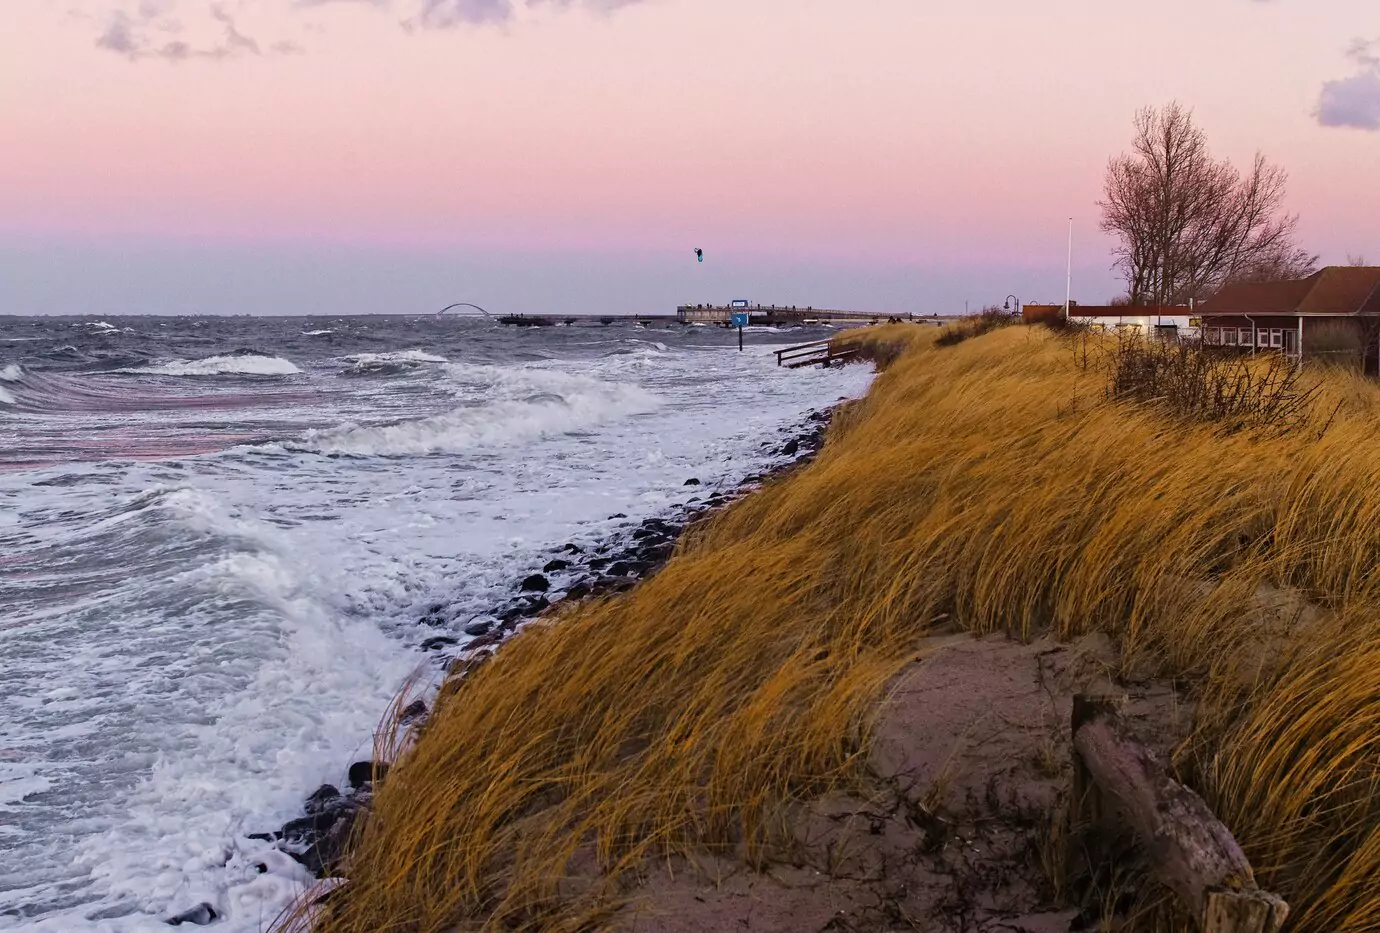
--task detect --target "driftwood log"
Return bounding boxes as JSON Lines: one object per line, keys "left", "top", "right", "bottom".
{"left": 1070, "top": 695, "right": 1288, "bottom": 933}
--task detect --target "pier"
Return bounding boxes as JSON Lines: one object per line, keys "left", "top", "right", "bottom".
{"left": 675, "top": 304, "right": 898, "bottom": 325}
{"left": 487, "top": 306, "right": 905, "bottom": 327}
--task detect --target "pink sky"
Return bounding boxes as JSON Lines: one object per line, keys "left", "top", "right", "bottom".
{"left": 1, "top": 0, "right": 1377, "bottom": 314}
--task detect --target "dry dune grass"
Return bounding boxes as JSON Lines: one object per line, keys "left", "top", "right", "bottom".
{"left": 292, "top": 326, "right": 1380, "bottom": 933}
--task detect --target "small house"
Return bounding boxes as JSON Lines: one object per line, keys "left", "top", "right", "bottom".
{"left": 1197, "top": 266, "right": 1380, "bottom": 370}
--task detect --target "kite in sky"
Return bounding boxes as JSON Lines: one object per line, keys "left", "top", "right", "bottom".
{"left": 694, "top": 248, "right": 703, "bottom": 263}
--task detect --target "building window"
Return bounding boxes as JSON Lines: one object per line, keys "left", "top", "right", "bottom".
{"left": 1239, "top": 328, "right": 1253, "bottom": 345}
{"left": 1257, "top": 329, "right": 1269, "bottom": 347}
{"left": 1270, "top": 329, "right": 1283, "bottom": 348}
{"left": 1224, "top": 329, "right": 1237, "bottom": 346}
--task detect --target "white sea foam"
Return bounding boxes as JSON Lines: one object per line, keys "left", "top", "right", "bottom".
{"left": 123, "top": 355, "right": 302, "bottom": 377}
{"left": 342, "top": 350, "right": 447, "bottom": 365}
{"left": 302, "top": 365, "right": 656, "bottom": 455}
{"left": 1, "top": 364, "right": 23, "bottom": 381}
{"left": 301, "top": 329, "right": 334, "bottom": 336}
{"left": 0, "top": 335, "right": 875, "bottom": 932}
{"left": 0, "top": 386, "right": 15, "bottom": 405}
{"left": 0, "top": 485, "right": 420, "bottom": 931}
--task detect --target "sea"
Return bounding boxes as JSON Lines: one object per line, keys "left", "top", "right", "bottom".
{"left": 0, "top": 314, "right": 873, "bottom": 932}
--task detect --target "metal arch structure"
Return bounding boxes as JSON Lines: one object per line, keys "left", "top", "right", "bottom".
{"left": 436, "top": 302, "right": 493, "bottom": 319}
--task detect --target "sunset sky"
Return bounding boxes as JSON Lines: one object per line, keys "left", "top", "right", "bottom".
{"left": 2, "top": 0, "right": 1377, "bottom": 316}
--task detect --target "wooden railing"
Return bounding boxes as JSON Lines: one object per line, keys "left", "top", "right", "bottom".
{"left": 775, "top": 340, "right": 860, "bottom": 369}
{"left": 1070, "top": 695, "right": 1288, "bottom": 933}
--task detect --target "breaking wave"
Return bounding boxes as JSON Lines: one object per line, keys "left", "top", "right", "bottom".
{"left": 118, "top": 354, "right": 302, "bottom": 377}
{"left": 297, "top": 365, "right": 658, "bottom": 456}
{"left": 338, "top": 350, "right": 447, "bottom": 376}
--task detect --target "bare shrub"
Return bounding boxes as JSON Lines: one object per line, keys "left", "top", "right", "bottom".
{"left": 1104, "top": 334, "right": 1321, "bottom": 437}
{"left": 1305, "top": 319, "right": 1365, "bottom": 371}
{"left": 935, "top": 307, "right": 1019, "bottom": 347}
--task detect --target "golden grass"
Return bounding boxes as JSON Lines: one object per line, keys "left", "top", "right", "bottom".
{"left": 294, "top": 326, "right": 1380, "bottom": 933}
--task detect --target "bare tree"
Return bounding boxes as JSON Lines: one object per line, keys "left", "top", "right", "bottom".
{"left": 1099, "top": 104, "right": 1317, "bottom": 306}
{"left": 1347, "top": 254, "right": 1370, "bottom": 267}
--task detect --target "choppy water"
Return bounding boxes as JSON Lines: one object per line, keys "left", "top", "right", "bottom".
{"left": 0, "top": 314, "right": 872, "bottom": 931}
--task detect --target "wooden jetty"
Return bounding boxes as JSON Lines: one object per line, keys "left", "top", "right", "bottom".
{"left": 775, "top": 339, "right": 860, "bottom": 368}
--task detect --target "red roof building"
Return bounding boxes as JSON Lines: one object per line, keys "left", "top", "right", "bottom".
{"left": 1196, "top": 267, "right": 1380, "bottom": 369}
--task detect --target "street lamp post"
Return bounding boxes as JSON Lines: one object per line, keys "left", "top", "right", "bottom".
{"left": 1003, "top": 295, "right": 1021, "bottom": 318}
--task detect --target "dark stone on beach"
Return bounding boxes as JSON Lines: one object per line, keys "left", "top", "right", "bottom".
{"left": 294, "top": 803, "right": 363, "bottom": 878}
{"left": 427, "top": 603, "right": 444, "bottom": 614}
{"left": 521, "top": 596, "right": 550, "bottom": 616}
{"left": 543, "top": 558, "right": 571, "bottom": 573}
{"left": 499, "top": 606, "right": 525, "bottom": 624}
{"left": 640, "top": 543, "right": 673, "bottom": 564}
{"left": 683, "top": 478, "right": 701, "bottom": 486}
{"left": 400, "top": 699, "right": 428, "bottom": 724}
{"left": 520, "top": 573, "right": 550, "bottom": 593}
{"left": 631, "top": 527, "right": 658, "bottom": 540}
{"left": 247, "top": 831, "right": 276, "bottom": 842}
{"left": 687, "top": 497, "right": 701, "bottom": 503}
{"left": 421, "top": 635, "right": 458, "bottom": 651}
{"left": 565, "top": 582, "right": 591, "bottom": 600}
{"left": 166, "top": 902, "right": 218, "bottom": 926}
{"left": 463, "top": 621, "right": 493, "bottom": 637}
{"left": 781, "top": 439, "right": 799, "bottom": 456}
{"left": 304, "top": 784, "right": 342, "bottom": 815}
{"left": 348, "top": 760, "right": 389, "bottom": 791}
{"left": 312, "top": 880, "right": 347, "bottom": 906}
{"left": 560, "top": 543, "right": 584, "bottom": 554}
{"left": 608, "top": 561, "right": 631, "bottom": 576}
{"left": 419, "top": 614, "right": 444, "bottom": 627}
{"left": 608, "top": 513, "right": 627, "bottom": 519}
{"left": 464, "top": 634, "right": 501, "bottom": 654}
{"left": 740, "top": 474, "right": 764, "bottom": 485}
{"left": 809, "top": 410, "right": 828, "bottom": 422}
{"left": 587, "top": 557, "right": 610, "bottom": 571}
{"left": 278, "top": 810, "right": 346, "bottom": 850}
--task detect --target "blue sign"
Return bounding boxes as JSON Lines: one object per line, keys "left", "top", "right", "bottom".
{"left": 731, "top": 312, "right": 750, "bottom": 328}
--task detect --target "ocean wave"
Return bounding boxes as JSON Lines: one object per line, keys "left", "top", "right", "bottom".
{"left": 298, "top": 366, "right": 659, "bottom": 455}
{"left": 0, "top": 386, "right": 15, "bottom": 406}
{"left": 120, "top": 354, "right": 302, "bottom": 377}
{"left": 338, "top": 350, "right": 447, "bottom": 376}
{"left": 301, "top": 329, "right": 334, "bottom": 336}
{"left": 1, "top": 363, "right": 21, "bottom": 381}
